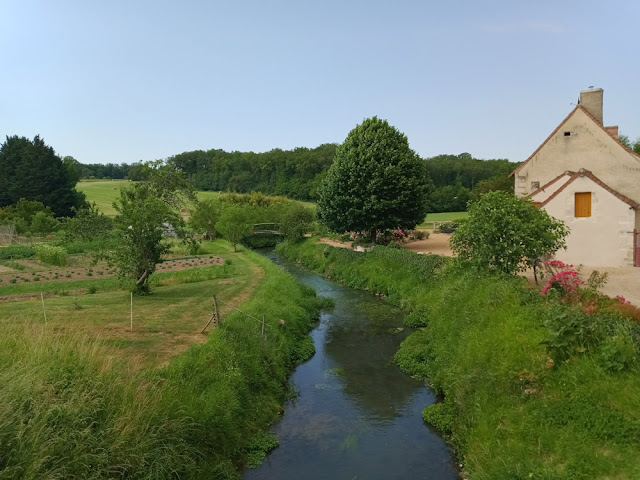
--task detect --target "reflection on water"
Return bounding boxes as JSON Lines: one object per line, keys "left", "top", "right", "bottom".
{"left": 243, "top": 254, "right": 456, "bottom": 480}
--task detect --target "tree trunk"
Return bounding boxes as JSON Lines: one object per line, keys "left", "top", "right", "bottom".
{"left": 370, "top": 229, "right": 377, "bottom": 244}
{"left": 136, "top": 269, "right": 150, "bottom": 287}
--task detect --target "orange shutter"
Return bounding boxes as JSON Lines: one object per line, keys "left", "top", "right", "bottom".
{"left": 575, "top": 192, "right": 592, "bottom": 217}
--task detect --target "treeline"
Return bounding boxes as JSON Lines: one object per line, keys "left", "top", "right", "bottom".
{"left": 168, "top": 144, "right": 338, "bottom": 201}
{"left": 424, "top": 153, "right": 516, "bottom": 212}
{"left": 73, "top": 146, "right": 518, "bottom": 211}
{"left": 66, "top": 158, "right": 147, "bottom": 181}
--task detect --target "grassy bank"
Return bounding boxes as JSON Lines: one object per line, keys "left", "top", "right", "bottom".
{"left": 0, "top": 245, "right": 322, "bottom": 478}
{"left": 276, "top": 239, "right": 640, "bottom": 479}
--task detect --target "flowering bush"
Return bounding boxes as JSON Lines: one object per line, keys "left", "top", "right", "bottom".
{"left": 541, "top": 260, "right": 584, "bottom": 300}
{"left": 616, "top": 295, "right": 631, "bottom": 305}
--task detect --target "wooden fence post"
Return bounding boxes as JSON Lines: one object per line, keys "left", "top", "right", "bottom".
{"left": 40, "top": 292, "right": 47, "bottom": 325}
{"left": 200, "top": 294, "right": 220, "bottom": 334}
{"left": 213, "top": 295, "right": 220, "bottom": 327}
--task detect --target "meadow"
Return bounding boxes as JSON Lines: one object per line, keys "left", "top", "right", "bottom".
{"left": 0, "top": 239, "right": 324, "bottom": 477}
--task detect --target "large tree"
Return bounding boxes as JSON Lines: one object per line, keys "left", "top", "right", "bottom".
{"left": 0, "top": 135, "right": 85, "bottom": 217}
{"left": 317, "top": 117, "right": 430, "bottom": 243}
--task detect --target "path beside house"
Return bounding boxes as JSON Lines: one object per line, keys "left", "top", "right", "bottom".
{"left": 525, "top": 265, "right": 640, "bottom": 307}
{"left": 400, "top": 233, "right": 454, "bottom": 257}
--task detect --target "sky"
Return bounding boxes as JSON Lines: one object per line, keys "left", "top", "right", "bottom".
{"left": 1, "top": 0, "right": 639, "bottom": 165}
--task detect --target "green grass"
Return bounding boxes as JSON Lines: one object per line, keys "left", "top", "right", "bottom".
{"left": 79, "top": 181, "right": 317, "bottom": 217}
{"left": 76, "top": 179, "right": 131, "bottom": 216}
{"left": 417, "top": 211, "right": 468, "bottom": 229}
{"left": 276, "top": 239, "right": 640, "bottom": 479}
{"left": 0, "top": 240, "right": 324, "bottom": 478}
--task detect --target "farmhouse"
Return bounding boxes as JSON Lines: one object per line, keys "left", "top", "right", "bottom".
{"left": 511, "top": 88, "right": 640, "bottom": 267}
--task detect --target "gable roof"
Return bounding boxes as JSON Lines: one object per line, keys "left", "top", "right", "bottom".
{"left": 534, "top": 169, "right": 639, "bottom": 209}
{"left": 510, "top": 105, "right": 640, "bottom": 177}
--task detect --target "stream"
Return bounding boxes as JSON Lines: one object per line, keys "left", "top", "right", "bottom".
{"left": 243, "top": 252, "right": 457, "bottom": 480}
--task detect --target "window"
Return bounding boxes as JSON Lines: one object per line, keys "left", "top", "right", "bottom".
{"left": 531, "top": 181, "right": 540, "bottom": 190}
{"left": 575, "top": 192, "right": 592, "bottom": 217}
{"left": 564, "top": 131, "right": 571, "bottom": 136}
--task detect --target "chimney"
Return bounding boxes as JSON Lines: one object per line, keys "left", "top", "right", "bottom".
{"left": 579, "top": 88, "right": 603, "bottom": 124}
{"left": 604, "top": 126, "right": 619, "bottom": 138}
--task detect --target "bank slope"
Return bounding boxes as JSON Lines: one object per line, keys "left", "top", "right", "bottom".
{"left": 276, "top": 239, "right": 640, "bottom": 480}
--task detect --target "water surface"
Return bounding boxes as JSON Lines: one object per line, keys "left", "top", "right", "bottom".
{"left": 244, "top": 253, "right": 457, "bottom": 480}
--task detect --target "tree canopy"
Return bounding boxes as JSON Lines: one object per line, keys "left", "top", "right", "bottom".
{"left": 0, "top": 135, "right": 85, "bottom": 217}
{"left": 112, "top": 163, "right": 195, "bottom": 293}
{"left": 451, "top": 191, "right": 568, "bottom": 275}
{"left": 317, "top": 117, "right": 431, "bottom": 243}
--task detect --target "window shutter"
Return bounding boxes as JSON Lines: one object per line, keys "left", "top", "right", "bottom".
{"left": 575, "top": 192, "right": 592, "bottom": 217}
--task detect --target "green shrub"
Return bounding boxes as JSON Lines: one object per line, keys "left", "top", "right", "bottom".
{"left": 0, "top": 245, "right": 35, "bottom": 260}
{"left": 34, "top": 244, "right": 67, "bottom": 266}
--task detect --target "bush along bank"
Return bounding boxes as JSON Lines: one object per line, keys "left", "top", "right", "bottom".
{"left": 275, "top": 239, "right": 640, "bottom": 479}
{"left": 0, "top": 249, "right": 323, "bottom": 479}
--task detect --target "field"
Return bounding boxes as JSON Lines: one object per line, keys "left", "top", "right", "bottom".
{"left": 76, "top": 180, "right": 131, "bottom": 216}
{"left": 0, "top": 240, "right": 259, "bottom": 369}
{"left": 0, "top": 237, "right": 323, "bottom": 477}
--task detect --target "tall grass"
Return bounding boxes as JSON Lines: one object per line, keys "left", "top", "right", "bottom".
{"left": 0, "top": 248, "right": 323, "bottom": 478}
{"left": 0, "top": 325, "right": 199, "bottom": 478}
{"left": 276, "top": 239, "right": 640, "bottom": 479}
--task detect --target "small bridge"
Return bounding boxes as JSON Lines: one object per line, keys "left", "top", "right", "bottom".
{"left": 251, "top": 223, "right": 283, "bottom": 236}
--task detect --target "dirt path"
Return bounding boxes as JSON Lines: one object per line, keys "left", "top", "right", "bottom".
{"left": 400, "top": 233, "right": 454, "bottom": 256}
{"left": 317, "top": 233, "right": 455, "bottom": 256}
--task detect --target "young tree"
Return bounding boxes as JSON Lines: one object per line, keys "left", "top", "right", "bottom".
{"left": 279, "top": 204, "right": 315, "bottom": 240}
{"left": 113, "top": 163, "right": 195, "bottom": 294}
{"left": 451, "top": 191, "right": 568, "bottom": 275}
{"left": 317, "top": 117, "right": 431, "bottom": 243}
{"left": 189, "top": 198, "right": 220, "bottom": 239}
{"left": 215, "top": 204, "right": 255, "bottom": 252}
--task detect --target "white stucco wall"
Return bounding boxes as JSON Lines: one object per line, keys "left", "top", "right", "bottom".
{"left": 543, "top": 176, "right": 636, "bottom": 267}
{"left": 516, "top": 108, "right": 640, "bottom": 203}
{"left": 529, "top": 175, "right": 570, "bottom": 203}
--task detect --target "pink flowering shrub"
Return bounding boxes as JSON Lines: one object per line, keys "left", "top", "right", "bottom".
{"left": 541, "top": 260, "right": 584, "bottom": 300}
{"left": 615, "top": 295, "right": 631, "bottom": 305}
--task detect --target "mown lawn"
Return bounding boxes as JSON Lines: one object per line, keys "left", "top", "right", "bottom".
{"left": 417, "top": 211, "right": 468, "bottom": 229}
{"left": 76, "top": 179, "right": 131, "bottom": 216}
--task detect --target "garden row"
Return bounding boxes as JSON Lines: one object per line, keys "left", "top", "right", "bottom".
{"left": 276, "top": 239, "right": 640, "bottom": 479}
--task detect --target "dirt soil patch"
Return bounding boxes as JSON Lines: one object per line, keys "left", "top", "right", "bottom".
{"left": 401, "top": 233, "right": 454, "bottom": 257}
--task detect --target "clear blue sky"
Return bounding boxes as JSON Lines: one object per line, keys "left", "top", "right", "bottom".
{"left": 1, "top": 0, "right": 639, "bottom": 165}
